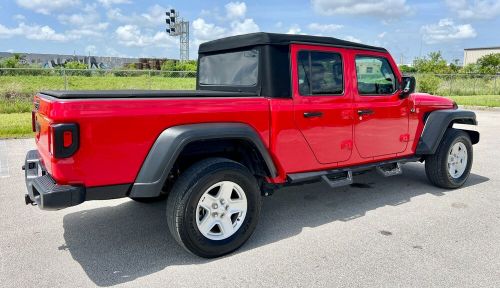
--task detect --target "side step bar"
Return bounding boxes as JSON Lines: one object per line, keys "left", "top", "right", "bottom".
{"left": 376, "top": 162, "right": 402, "bottom": 177}
{"left": 287, "top": 157, "right": 419, "bottom": 188}
{"left": 321, "top": 171, "right": 353, "bottom": 188}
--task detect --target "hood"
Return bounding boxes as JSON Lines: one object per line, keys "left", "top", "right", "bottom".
{"left": 410, "top": 93, "right": 456, "bottom": 109}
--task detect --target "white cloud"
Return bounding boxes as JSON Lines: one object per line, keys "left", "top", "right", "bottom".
{"left": 58, "top": 4, "right": 108, "bottom": 37}
{"left": 107, "top": 4, "right": 167, "bottom": 28}
{"left": 311, "top": 0, "right": 410, "bottom": 17}
{"left": 378, "top": 31, "right": 387, "bottom": 38}
{"left": 192, "top": 18, "right": 227, "bottom": 44}
{"left": 421, "top": 18, "right": 477, "bottom": 44}
{"left": 68, "top": 22, "right": 109, "bottom": 37}
{"left": 0, "top": 23, "right": 75, "bottom": 41}
{"left": 287, "top": 24, "right": 303, "bottom": 34}
{"left": 445, "top": 0, "right": 500, "bottom": 20}
{"left": 230, "top": 19, "right": 259, "bottom": 35}
{"left": 13, "top": 14, "right": 26, "bottom": 21}
{"left": 58, "top": 13, "right": 99, "bottom": 26}
{"left": 343, "top": 35, "right": 362, "bottom": 43}
{"left": 190, "top": 1, "right": 260, "bottom": 50}
{"left": 225, "top": 2, "right": 247, "bottom": 19}
{"left": 115, "top": 25, "right": 176, "bottom": 48}
{"left": 16, "top": 0, "right": 80, "bottom": 15}
{"left": 98, "top": 0, "right": 131, "bottom": 8}
{"left": 192, "top": 13, "right": 260, "bottom": 46}
{"left": 85, "top": 45, "right": 98, "bottom": 55}
{"left": 105, "top": 47, "right": 128, "bottom": 58}
{"left": 308, "top": 23, "right": 344, "bottom": 33}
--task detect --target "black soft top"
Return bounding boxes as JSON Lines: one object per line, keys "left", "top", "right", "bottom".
{"left": 199, "top": 32, "right": 387, "bottom": 54}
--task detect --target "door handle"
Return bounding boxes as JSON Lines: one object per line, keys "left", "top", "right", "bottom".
{"left": 303, "top": 111, "right": 323, "bottom": 118}
{"left": 357, "top": 109, "right": 374, "bottom": 116}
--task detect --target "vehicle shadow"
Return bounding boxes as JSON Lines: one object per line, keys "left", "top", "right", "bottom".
{"left": 62, "top": 163, "right": 489, "bottom": 286}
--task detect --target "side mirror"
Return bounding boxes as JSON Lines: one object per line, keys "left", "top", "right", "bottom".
{"left": 400, "top": 76, "right": 416, "bottom": 99}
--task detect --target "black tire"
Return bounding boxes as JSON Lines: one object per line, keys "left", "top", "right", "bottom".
{"left": 425, "top": 129, "right": 473, "bottom": 189}
{"left": 166, "top": 158, "right": 261, "bottom": 258}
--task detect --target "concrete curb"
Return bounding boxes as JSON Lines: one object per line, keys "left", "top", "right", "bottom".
{"left": 460, "top": 105, "right": 500, "bottom": 111}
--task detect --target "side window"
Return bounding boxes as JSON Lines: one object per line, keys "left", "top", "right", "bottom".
{"left": 355, "top": 56, "right": 397, "bottom": 95}
{"left": 297, "top": 51, "right": 343, "bottom": 96}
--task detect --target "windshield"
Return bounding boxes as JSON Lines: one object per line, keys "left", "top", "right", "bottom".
{"left": 199, "top": 49, "right": 259, "bottom": 86}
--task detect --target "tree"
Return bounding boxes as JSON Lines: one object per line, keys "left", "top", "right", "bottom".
{"left": 161, "top": 60, "right": 197, "bottom": 71}
{"left": 64, "top": 61, "right": 88, "bottom": 69}
{"left": 0, "top": 54, "right": 24, "bottom": 68}
{"left": 476, "top": 53, "right": 500, "bottom": 74}
{"left": 460, "top": 63, "right": 479, "bottom": 74}
{"left": 413, "top": 51, "right": 452, "bottom": 74}
{"left": 398, "top": 65, "right": 417, "bottom": 74}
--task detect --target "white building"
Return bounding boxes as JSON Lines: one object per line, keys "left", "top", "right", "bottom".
{"left": 463, "top": 47, "right": 500, "bottom": 66}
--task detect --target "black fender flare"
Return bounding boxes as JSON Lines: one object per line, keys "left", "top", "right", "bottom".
{"left": 416, "top": 109, "right": 479, "bottom": 155}
{"left": 129, "top": 123, "right": 277, "bottom": 198}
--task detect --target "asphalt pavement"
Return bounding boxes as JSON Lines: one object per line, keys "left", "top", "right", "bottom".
{"left": 0, "top": 109, "right": 499, "bottom": 288}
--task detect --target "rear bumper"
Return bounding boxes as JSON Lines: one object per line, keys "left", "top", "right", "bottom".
{"left": 24, "top": 150, "right": 85, "bottom": 210}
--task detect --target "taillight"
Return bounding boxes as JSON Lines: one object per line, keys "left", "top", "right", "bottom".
{"left": 50, "top": 123, "right": 79, "bottom": 158}
{"left": 63, "top": 131, "right": 73, "bottom": 147}
{"left": 31, "top": 111, "right": 36, "bottom": 132}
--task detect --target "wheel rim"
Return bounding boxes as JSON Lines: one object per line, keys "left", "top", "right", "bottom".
{"left": 195, "top": 181, "right": 248, "bottom": 241}
{"left": 447, "top": 142, "right": 468, "bottom": 179}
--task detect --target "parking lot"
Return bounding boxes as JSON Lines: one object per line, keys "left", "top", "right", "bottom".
{"left": 1, "top": 109, "right": 499, "bottom": 288}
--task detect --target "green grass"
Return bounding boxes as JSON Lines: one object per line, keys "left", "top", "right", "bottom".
{"left": 0, "top": 75, "right": 196, "bottom": 99}
{"left": 0, "top": 99, "right": 32, "bottom": 114}
{"left": 448, "top": 95, "right": 500, "bottom": 107}
{"left": 0, "top": 113, "right": 33, "bottom": 139}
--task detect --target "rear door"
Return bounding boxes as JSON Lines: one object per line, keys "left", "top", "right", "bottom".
{"left": 352, "top": 52, "right": 409, "bottom": 158}
{"left": 292, "top": 44, "right": 354, "bottom": 164}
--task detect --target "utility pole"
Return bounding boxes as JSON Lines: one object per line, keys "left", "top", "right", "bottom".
{"left": 166, "top": 9, "right": 190, "bottom": 62}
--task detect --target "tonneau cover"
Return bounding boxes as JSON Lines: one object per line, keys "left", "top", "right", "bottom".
{"left": 40, "top": 90, "right": 258, "bottom": 99}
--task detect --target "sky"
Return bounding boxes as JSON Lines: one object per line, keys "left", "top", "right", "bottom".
{"left": 0, "top": 0, "right": 499, "bottom": 64}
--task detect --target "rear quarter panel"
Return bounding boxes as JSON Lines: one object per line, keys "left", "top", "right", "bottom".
{"left": 36, "top": 95, "right": 271, "bottom": 187}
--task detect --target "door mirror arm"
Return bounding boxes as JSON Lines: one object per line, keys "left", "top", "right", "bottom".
{"left": 399, "top": 76, "right": 416, "bottom": 99}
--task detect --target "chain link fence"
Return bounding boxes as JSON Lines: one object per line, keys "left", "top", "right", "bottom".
{"left": 407, "top": 73, "right": 499, "bottom": 96}
{"left": 0, "top": 68, "right": 498, "bottom": 99}
{"left": 0, "top": 68, "right": 196, "bottom": 99}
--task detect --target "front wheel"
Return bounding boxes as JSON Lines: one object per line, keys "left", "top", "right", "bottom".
{"left": 166, "top": 158, "right": 261, "bottom": 258}
{"left": 425, "top": 129, "right": 473, "bottom": 189}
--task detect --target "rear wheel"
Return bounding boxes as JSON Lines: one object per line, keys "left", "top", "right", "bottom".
{"left": 166, "top": 158, "right": 261, "bottom": 258}
{"left": 425, "top": 129, "right": 473, "bottom": 189}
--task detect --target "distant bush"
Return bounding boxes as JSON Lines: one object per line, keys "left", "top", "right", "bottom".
{"left": 418, "top": 74, "right": 441, "bottom": 94}
{"left": 64, "top": 61, "right": 87, "bottom": 70}
{"left": 398, "top": 65, "right": 417, "bottom": 74}
{"left": 476, "top": 53, "right": 500, "bottom": 74}
{"left": 161, "top": 60, "right": 197, "bottom": 71}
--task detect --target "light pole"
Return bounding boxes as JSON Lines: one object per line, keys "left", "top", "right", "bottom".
{"left": 166, "top": 8, "right": 190, "bottom": 62}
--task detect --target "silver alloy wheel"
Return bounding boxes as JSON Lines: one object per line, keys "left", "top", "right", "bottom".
{"left": 447, "top": 142, "right": 468, "bottom": 179}
{"left": 196, "top": 181, "right": 248, "bottom": 241}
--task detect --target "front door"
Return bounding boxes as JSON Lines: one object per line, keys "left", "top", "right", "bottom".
{"left": 292, "top": 44, "right": 354, "bottom": 164}
{"left": 352, "top": 52, "right": 409, "bottom": 158}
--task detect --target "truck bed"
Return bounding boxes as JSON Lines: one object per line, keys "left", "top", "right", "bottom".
{"left": 40, "top": 90, "right": 258, "bottom": 99}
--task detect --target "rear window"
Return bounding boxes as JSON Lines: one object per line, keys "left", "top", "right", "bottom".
{"left": 199, "top": 49, "right": 259, "bottom": 86}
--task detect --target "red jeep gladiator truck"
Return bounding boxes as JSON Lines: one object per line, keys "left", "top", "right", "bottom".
{"left": 24, "top": 32, "right": 479, "bottom": 258}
